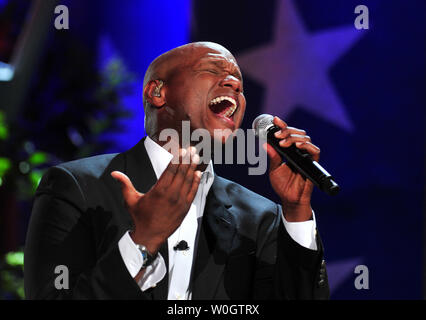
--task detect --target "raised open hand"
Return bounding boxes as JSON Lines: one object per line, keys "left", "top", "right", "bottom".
{"left": 111, "top": 147, "right": 201, "bottom": 254}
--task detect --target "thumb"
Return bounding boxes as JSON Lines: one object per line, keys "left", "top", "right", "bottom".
{"left": 111, "top": 171, "right": 142, "bottom": 208}
{"left": 263, "top": 143, "right": 282, "bottom": 172}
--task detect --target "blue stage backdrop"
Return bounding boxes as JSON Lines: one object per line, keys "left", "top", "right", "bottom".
{"left": 10, "top": 0, "right": 424, "bottom": 299}
{"left": 65, "top": 0, "right": 423, "bottom": 299}
{"left": 189, "top": 0, "right": 425, "bottom": 299}
{"left": 77, "top": 0, "right": 193, "bottom": 152}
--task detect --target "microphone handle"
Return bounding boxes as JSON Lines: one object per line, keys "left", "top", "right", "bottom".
{"left": 266, "top": 126, "right": 340, "bottom": 196}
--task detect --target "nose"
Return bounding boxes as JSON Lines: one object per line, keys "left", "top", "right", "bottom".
{"left": 219, "top": 75, "right": 242, "bottom": 93}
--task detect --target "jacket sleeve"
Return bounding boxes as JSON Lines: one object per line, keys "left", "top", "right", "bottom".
{"left": 24, "top": 166, "right": 146, "bottom": 299}
{"left": 253, "top": 203, "right": 330, "bottom": 300}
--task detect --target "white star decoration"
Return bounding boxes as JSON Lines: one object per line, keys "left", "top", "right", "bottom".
{"left": 237, "top": 0, "right": 365, "bottom": 132}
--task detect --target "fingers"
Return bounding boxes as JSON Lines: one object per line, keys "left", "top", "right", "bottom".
{"left": 279, "top": 135, "right": 320, "bottom": 162}
{"left": 170, "top": 146, "right": 197, "bottom": 191}
{"left": 295, "top": 141, "right": 320, "bottom": 162}
{"left": 111, "top": 171, "right": 142, "bottom": 208}
{"left": 272, "top": 120, "right": 320, "bottom": 162}
{"left": 274, "top": 127, "right": 307, "bottom": 140}
{"left": 273, "top": 119, "right": 309, "bottom": 148}
{"left": 180, "top": 148, "right": 201, "bottom": 197}
{"left": 273, "top": 116, "right": 288, "bottom": 130}
{"left": 278, "top": 133, "right": 310, "bottom": 148}
{"left": 263, "top": 142, "right": 283, "bottom": 172}
{"left": 156, "top": 148, "right": 187, "bottom": 189}
{"left": 186, "top": 170, "right": 202, "bottom": 203}
{"left": 155, "top": 146, "right": 202, "bottom": 205}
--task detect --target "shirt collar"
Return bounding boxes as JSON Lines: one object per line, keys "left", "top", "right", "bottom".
{"left": 144, "top": 136, "right": 215, "bottom": 183}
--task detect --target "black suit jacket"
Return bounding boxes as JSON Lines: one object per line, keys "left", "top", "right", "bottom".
{"left": 24, "top": 138, "right": 329, "bottom": 300}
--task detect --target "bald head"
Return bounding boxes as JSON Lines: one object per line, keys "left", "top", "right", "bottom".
{"left": 142, "top": 41, "right": 245, "bottom": 141}
{"left": 143, "top": 42, "right": 236, "bottom": 136}
{"left": 143, "top": 42, "right": 232, "bottom": 88}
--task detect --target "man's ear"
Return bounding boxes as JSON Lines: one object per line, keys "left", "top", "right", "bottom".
{"left": 143, "top": 80, "right": 166, "bottom": 108}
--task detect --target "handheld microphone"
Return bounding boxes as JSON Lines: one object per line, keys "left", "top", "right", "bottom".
{"left": 173, "top": 240, "right": 189, "bottom": 251}
{"left": 252, "top": 114, "right": 340, "bottom": 196}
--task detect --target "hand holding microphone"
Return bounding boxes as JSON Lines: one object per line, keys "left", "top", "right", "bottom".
{"left": 253, "top": 114, "right": 339, "bottom": 221}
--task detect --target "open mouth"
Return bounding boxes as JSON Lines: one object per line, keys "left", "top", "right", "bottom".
{"left": 208, "top": 96, "right": 237, "bottom": 120}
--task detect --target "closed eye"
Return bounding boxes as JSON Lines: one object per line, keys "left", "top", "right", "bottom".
{"left": 204, "top": 69, "right": 220, "bottom": 74}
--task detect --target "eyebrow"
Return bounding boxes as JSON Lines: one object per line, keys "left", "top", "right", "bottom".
{"left": 196, "top": 58, "right": 243, "bottom": 80}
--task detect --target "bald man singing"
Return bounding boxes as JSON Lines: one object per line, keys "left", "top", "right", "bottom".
{"left": 24, "top": 42, "right": 329, "bottom": 300}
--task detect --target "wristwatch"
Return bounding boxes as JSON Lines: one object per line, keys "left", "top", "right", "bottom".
{"left": 136, "top": 244, "right": 157, "bottom": 268}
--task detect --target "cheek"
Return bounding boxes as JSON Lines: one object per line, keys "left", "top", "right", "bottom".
{"left": 186, "top": 94, "right": 207, "bottom": 118}
{"left": 171, "top": 89, "right": 202, "bottom": 119}
{"left": 239, "top": 94, "right": 246, "bottom": 111}
{"left": 236, "top": 97, "right": 246, "bottom": 123}
{"left": 186, "top": 90, "right": 211, "bottom": 120}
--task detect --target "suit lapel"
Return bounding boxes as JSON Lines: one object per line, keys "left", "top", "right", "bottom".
{"left": 192, "top": 177, "right": 237, "bottom": 300}
{"left": 123, "top": 137, "right": 157, "bottom": 194}
{"left": 123, "top": 138, "right": 169, "bottom": 299}
{"left": 123, "top": 140, "right": 237, "bottom": 299}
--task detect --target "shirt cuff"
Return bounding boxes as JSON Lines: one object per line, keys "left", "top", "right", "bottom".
{"left": 280, "top": 208, "right": 318, "bottom": 251}
{"left": 118, "top": 231, "right": 167, "bottom": 291}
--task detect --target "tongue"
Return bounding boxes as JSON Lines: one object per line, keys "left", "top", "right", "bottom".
{"left": 209, "top": 100, "right": 232, "bottom": 114}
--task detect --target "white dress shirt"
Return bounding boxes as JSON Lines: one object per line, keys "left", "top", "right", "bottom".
{"left": 118, "top": 136, "right": 317, "bottom": 299}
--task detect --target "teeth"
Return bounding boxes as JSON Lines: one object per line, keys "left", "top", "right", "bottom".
{"left": 209, "top": 96, "right": 237, "bottom": 118}
{"left": 223, "top": 104, "right": 237, "bottom": 118}
{"left": 209, "top": 96, "right": 236, "bottom": 106}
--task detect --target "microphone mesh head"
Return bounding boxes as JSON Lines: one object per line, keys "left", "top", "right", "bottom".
{"left": 252, "top": 114, "right": 274, "bottom": 138}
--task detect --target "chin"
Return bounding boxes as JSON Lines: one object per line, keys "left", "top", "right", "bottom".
{"left": 211, "top": 129, "right": 235, "bottom": 145}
